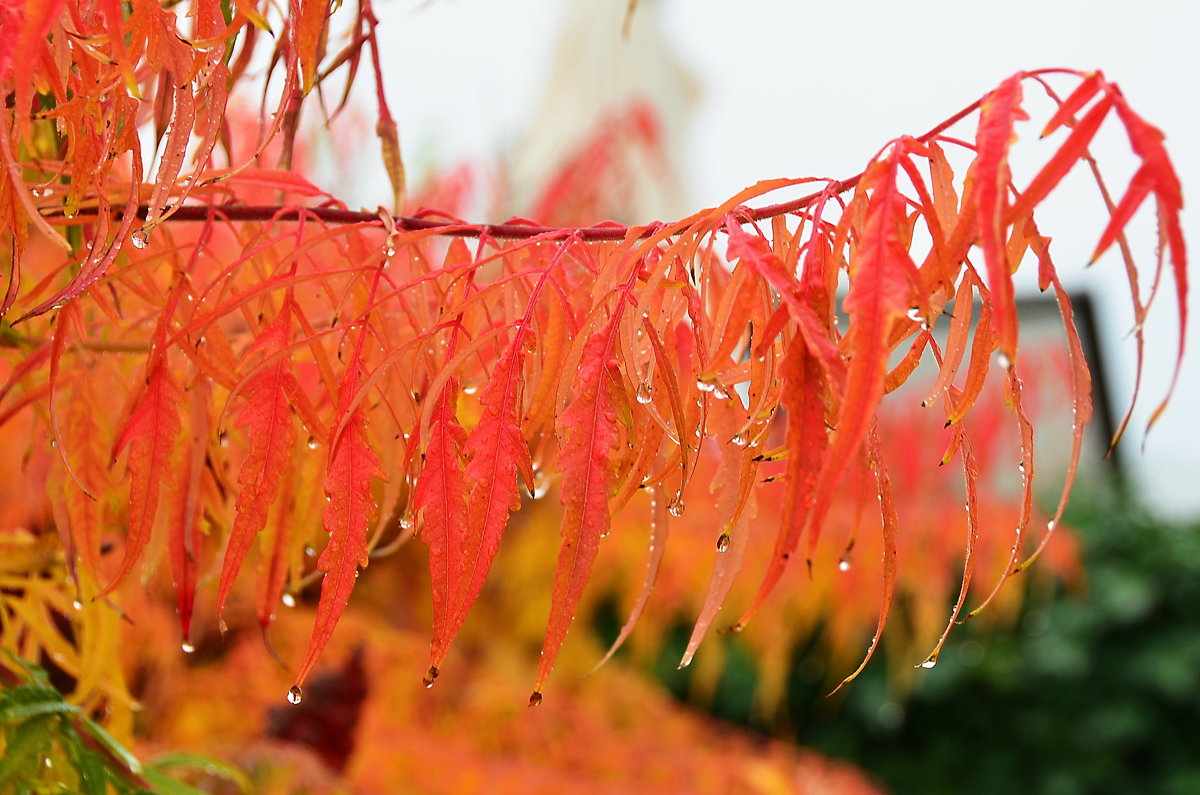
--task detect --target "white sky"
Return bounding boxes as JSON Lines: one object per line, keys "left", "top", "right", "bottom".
{"left": 365, "top": 0, "right": 1200, "bottom": 518}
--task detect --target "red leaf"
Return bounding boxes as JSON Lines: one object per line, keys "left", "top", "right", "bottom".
{"left": 169, "top": 380, "right": 211, "bottom": 647}
{"left": 735, "top": 335, "right": 827, "bottom": 629}
{"left": 431, "top": 337, "right": 534, "bottom": 675}
{"left": 216, "top": 302, "right": 300, "bottom": 626}
{"left": 1108, "top": 98, "right": 1187, "bottom": 433}
{"left": 293, "top": 369, "right": 385, "bottom": 689}
{"left": 412, "top": 378, "right": 468, "bottom": 682}
{"left": 101, "top": 358, "right": 184, "bottom": 596}
{"left": 533, "top": 318, "right": 624, "bottom": 697}
{"left": 1006, "top": 94, "right": 1113, "bottom": 225}
{"left": 972, "top": 73, "right": 1028, "bottom": 361}
{"left": 830, "top": 431, "right": 898, "bottom": 693}
{"left": 1040, "top": 72, "right": 1103, "bottom": 138}
{"left": 808, "top": 150, "right": 917, "bottom": 544}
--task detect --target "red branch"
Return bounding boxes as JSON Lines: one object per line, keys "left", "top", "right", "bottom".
{"left": 57, "top": 96, "right": 983, "bottom": 240}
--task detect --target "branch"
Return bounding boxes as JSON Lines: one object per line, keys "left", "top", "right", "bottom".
{"left": 55, "top": 95, "right": 984, "bottom": 240}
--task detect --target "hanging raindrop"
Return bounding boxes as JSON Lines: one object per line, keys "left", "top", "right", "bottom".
{"left": 716, "top": 532, "right": 731, "bottom": 552}
{"left": 287, "top": 686, "right": 303, "bottom": 705}
{"left": 181, "top": 641, "right": 195, "bottom": 654}
{"left": 635, "top": 382, "right": 653, "bottom": 404}
{"left": 920, "top": 657, "right": 938, "bottom": 669}
{"left": 838, "top": 558, "right": 852, "bottom": 572}
{"left": 667, "top": 493, "right": 685, "bottom": 517}
{"left": 281, "top": 592, "right": 296, "bottom": 608}
{"left": 130, "top": 228, "right": 150, "bottom": 249}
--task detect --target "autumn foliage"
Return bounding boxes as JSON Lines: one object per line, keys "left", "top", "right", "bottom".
{"left": 0, "top": 0, "right": 1187, "bottom": 735}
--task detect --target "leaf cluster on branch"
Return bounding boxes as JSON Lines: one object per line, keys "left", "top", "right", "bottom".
{"left": 0, "top": 0, "right": 1187, "bottom": 709}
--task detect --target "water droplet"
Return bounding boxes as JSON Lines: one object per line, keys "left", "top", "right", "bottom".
{"left": 1017, "top": 461, "right": 1026, "bottom": 473}
{"left": 64, "top": 208, "right": 77, "bottom": 218}
{"left": 1047, "top": 519, "right": 1057, "bottom": 531}
{"left": 307, "top": 436, "right": 319, "bottom": 450}
{"left": 906, "top": 307, "right": 922, "bottom": 322}
{"left": 219, "top": 431, "right": 229, "bottom": 447}
{"left": 635, "top": 382, "right": 653, "bottom": 404}
{"left": 996, "top": 351, "right": 1012, "bottom": 369}
{"left": 667, "top": 494, "right": 685, "bottom": 517}
{"left": 181, "top": 641, "right": 195, "bottom": 654}
{"left": 287, "top": 686, "right": 303, "bottom": 705}
{"left": 72, "top": 600, "right": 83, "bottom": 611}
{"left": 695, "top": 378, "right": 716, "bottom": 393}
{"left": 462, "top": 384, "right": 478, "bottom": 395}
{"left": 130, "top": 228, "right": 150, "bottom": 249}
{"left": 44, "top": 757, "right": 53, "bottom": 768}
{"left": 281, "top": 592, "right": 296, "bottom": 607}
{"left": 422, "top": 666, "right": 439, "bottom": 688}
{"left": 528, "top": 691, "right": 543, "bottom": 707}
{"left": 730, "top": 432, "right": 748, "bottom": 447}
{"left": 384, "top": 245, "right": 396, "bottom": 257}
{"left": 304, "top": 546, "right": 316, "bottom": 557}
{"left": 399, "top": 515, "right": 415, "bottom": 531}
{"left": 920, "top": 657, "right": 938, "bottom": 669}
{"left": 531, "top": 471, "right": 549, "bottom": 499}
{"left": 838, "top": 558, "right": 852, "bottom": 572}
{"left": 716, "top": 533, "right": 731, "bottom": 552}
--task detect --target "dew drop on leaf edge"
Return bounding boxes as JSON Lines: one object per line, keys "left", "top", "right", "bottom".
{"left": 181, "top": 641, "right": 195, "bottom": 654}
{"left": 287, "top": 686, "right": 303, "bottom": 705}
{"left": 716, "top": 532, "right": 731, "bottom": 552}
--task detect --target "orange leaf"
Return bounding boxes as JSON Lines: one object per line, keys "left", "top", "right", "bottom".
{"left": 533, "top": 318, "right": 624, "bottom": 698}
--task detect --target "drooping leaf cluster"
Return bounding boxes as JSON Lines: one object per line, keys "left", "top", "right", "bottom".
{"left": 0, "top": 1, "right": 1186, "bottom": 707}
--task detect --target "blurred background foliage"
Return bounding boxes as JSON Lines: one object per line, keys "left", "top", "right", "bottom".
{"left": 616, "top": 483, "right": 1200, "bottom": 794}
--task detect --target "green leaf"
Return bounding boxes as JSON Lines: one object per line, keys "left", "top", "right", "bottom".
{"left": 78, "top": 714, "right": 143, "bottom": 778}
{"left": 0, "top": 685, "right": 80, "bottom": 724}
{"left": 149, "top": 751, "right": 252, "bottom": 793}
{"left": 0, "top": 713, "right": 56, "bottom": 787}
